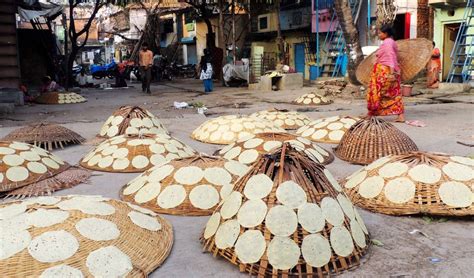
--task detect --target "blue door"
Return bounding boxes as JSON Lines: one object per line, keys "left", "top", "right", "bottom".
{"left": 294, "top": 43, "right": 305, "bottom": 77}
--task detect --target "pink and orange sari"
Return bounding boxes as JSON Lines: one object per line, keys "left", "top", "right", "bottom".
{"left": 367, "top": 38, "right": 404, "bottom": 116}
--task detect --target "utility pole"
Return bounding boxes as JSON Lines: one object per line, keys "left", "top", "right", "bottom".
{"left": 275, "top": 0, "right": 283, "bottom": 62}
{"left": 232, "top": 0, "right": 236, "bottom": 64}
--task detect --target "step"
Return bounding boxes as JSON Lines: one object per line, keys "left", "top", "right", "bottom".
{"left": 0, "top": 103, "right": 15, "bottom": 114}
{"left": 0, "top": 89, "right": 24, "bottom": 106}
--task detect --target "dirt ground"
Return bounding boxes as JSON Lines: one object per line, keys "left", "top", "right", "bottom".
{"left": 1, "top": 79, "right": 473, "bottom": 277}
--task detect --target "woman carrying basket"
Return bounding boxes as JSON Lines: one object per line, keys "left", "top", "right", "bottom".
{"left": 367, "top": 25, "right": 405, "bottom": 122}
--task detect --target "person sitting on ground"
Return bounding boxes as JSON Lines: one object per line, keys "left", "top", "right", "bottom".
{"left": 40, "top": 76, "right": 63, "bottom": 93}
{"left": 199, "top": 54, "right": 213, "bottom": 93}
{"left": 76, "top": 69, "right": 93, "bottom": 88}
{"left": 114, "top": 62, "right": 128, "bottom": 88}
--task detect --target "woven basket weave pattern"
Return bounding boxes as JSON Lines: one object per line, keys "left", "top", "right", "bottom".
{"left": 334, "top": 117, "right": 418, "bottom": 165}
{"left": 120, "top": 155, "right": 246, "bottom": 216}
{"left": 1, "top": 197, "right": 173, "bottom": 277}
{"left": 356, "top": 38, "right": 433, "bottom": 85}
{"left": 344, "top": 152, "right": 474, "bottom": 216}
{"left": 3, "top": 123, "right": 85, "bottom": 151}
{"left": 201, "top": 145, "right": 370, "bottom": 277}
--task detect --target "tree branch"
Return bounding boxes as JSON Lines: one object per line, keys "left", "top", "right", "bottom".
{"left": 101, "top": 31, "right": 135, "bottom": 41}
{"left": 76, "top": 1, "right": 104, "bottom": 38}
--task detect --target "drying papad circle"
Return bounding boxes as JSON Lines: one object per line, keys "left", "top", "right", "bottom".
{"left": 0, "top": 196, "right": 174, "bottom": 277}
{"left": 120, "top": 155, "right": 246, "bottom": 216}
{"left": 343, "top": 152, "right": 474, "bottom": 216}
{"left": 200, "top": 144, "right": 370, "bottom": 276}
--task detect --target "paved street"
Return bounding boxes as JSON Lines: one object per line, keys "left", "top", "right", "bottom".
{"left": 1, "top": 80, "right": 473, "bottom": 277}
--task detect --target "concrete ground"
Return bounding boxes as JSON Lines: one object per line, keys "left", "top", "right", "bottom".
{"left": 1, "top": 79, "right": 473, "bottom": 277}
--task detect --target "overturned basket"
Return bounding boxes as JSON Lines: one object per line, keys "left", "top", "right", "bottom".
{"left": 201, "top": 144, "right": 370, "bottom": 277}
{"left": 120, "top": 155, "right": 249, "bottom": 216}
{"left": 293, "top": 93, "right": 333, "bottom": 106}
{"left": 0, "top": 196, "right": 173, "bottom": 277}
{"left": 80, "top": 134, "right": 196, "bottom": 173}
{"left": 215, "top": 132, "right": 334, "bottom": 166}
{"left": 334, "top": 117, "right": 418, "bottom": 165}
{"left": 34, "top": 92, "right": 87, "bottom": 104}
{"left": 0, "top": 141, "right": 89, "bottom": 198}
{"left": 295, "top": 116, "right": 360, "bottom": 144}
{"left": 2, "top": 123, "right": 85, "bottom": 151}
{"left": 249, "top": 109, "right": 311, "bottom": 130}
{"left": 191, "top": 115, "right": 285, "bottom": 145}
{"left": 343, "top": 152, "right": 474, "bottom": 216}
{"left": 98, "top": 106, "right": 168, "bottom": 138}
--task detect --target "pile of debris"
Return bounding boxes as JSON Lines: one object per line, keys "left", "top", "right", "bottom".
{"left": 312, "top": 78, "right": 362, "bottom": 99}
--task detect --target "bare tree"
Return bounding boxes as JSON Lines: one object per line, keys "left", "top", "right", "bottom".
{"left": 66, "top": 0, "right": 107, "bottom": 88}
{"left": 334, "top": 0, "right": 364, "bottom": 85}
{"left": 376, "top": 0, "right": 397, "bottom": 29}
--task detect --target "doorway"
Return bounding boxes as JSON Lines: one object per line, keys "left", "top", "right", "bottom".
{"left": 442, "top": 23, "right": 461, "bottom": 80}
{"left": 392, "top": 13, "right": 410, "bottom": 40}
{"left": 294, "top": 43, "right": 305, "bottom": 77}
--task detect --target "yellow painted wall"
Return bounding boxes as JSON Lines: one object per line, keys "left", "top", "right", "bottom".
{"left": 250, "top": 34, "right": 311, "bottom": 79}
{"left": 433, "top": 7, "right": 473, "bottom": 79}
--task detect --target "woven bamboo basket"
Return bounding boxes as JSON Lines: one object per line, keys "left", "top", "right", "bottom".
{"left": 293, "top": 93, "right": 333, "bottom": 106}
{"left": 120, "top": 155, "right": 249, "bottom": 216}
{"left": 2, "top": 123, "right": 85, "bottom": 151}
{"left": 0, "top": 195, "right": 173, "bottom": 277}
{"left": 296, "top": 116, "right": 360, "bottom": 144}
{"left": 343, "top": 152, "right": 474, "bottom": 216}
{"left": 191, "top": 115, "right": 285, "bottom": 145}
{"left": 98, "top": 106, "right": 168, "bottom": 139}
{"left": 249, "top": 109, "right": 312, "bottom": 130}
{"left": 215, "top": 132, "right": 334, "bottom": 166}
{"left": 201, "top": 144, "right": 370, "bottom": 277}
{"left": 334, "top": 117, "right": 418, "bottom": 165}
{"left": 0, "top": 141, "right": 89, "bottom": 198}
{"left": 356, "top": 38, "right": 433, "bottom": 85}
{"left": 80, "top": 134, "right": 196, "bottom": 173}
{"left": 34, "top": 92, "right": 87, "bottom": 104}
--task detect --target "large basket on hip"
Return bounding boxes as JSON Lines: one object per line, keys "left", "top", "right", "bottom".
{"left": 334, "top": 117, "right": 418, "bottom": 165}
{"left": 356, "top": 38, "right": 433, "bottom": 85}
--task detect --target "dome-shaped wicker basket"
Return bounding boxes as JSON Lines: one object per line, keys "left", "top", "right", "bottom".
{"left": 191, "top": 115, "right": 285, "bottom": 145}
{"left": 120, "top": 155, "right": 249, "bottom": 216}
{"left": 296, "top": 116, "right": 360, "bottom": 144}
{"left": 215, "top": 132, "right": 334, "bottom": 166}
{"left": 0, "top": 141, "right": 90, "bottom": 198}
{"left": 343, "top": 152, "right": 474, "bottom": 216}
{"left": 98, "top": 106, "right": 168, "bottom": 139}
{"left": 0, "top": 195, "right": 173, "bottom": 277}
{"left": 356, "top": 38, "right": 433, "bottom": 85}
{"left": 2, "top": 123, "right": 85, "bottom": 151}
{"left": 34, "top": 92, "right": 87, "bottom": 104}
{"left": 249, "top": 109, "right": 311, "bottom": 130}
{"left": 293, "top": 93, "right": 333, "bottom": 106}
{"left": 80, "top": 134, "right": 196, "bottom": 173}
{"left": 201, "top": 144, "right": 370, "bottom": 277}
{"left": 334, "top": 117, "right": 418, "bottom": 165}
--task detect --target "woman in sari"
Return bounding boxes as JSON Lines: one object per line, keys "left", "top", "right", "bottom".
{"left": 367, "top": 25, "right": 405, "bottom": 122}
{"left": 427, "top": 41, "right": 441, "bottom": 89}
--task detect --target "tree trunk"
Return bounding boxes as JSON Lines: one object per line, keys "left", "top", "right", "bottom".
{"left": 334, "top": 0, "right": 364, "bottom": 85}
{"left": 66, "top": 45, "right": 79, "bottom": 89}
{"left": 376, "top": 0, "right": 396, "bottom": 30}
{"left": 275, "top": 0, "right": 284, "bottom": 62}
